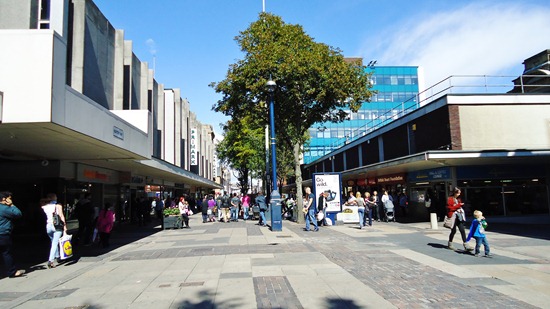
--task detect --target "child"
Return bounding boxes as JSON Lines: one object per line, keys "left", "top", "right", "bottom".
{"left": 466, "top": 210, "right": 491, "bottom": 257}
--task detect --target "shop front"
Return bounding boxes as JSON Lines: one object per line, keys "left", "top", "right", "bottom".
{"left": 457, "top": 165, "right": 549, "bottom": 217}
{"left": 408, "top": 167, "right": 452, "bottom": 221}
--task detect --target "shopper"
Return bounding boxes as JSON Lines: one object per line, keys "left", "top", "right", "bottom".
{"left": 96, "top": 203, "right": 115, "bottom": 248}
{"left": 446, "top": 187, "right": 472, "bottom": 251}
{"left": 41, "top": 193, "right": 67, "bottom": 268}
{"left": 0, "top": 191, "right": 24, "bottom": 277}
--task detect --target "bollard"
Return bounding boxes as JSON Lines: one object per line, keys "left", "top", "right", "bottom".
{"left": 430, "top": 213, "right": 438, "bottom": 229}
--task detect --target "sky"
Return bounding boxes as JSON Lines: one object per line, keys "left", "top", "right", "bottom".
{"left": 93, "top": 0, "right": 550, "bottom": 138}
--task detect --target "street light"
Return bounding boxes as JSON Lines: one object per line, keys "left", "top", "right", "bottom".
{"left": 266, "top": 79, "right": 282, "bottom": 231}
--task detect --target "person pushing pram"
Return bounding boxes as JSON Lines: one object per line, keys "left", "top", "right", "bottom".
{"left": 381, "top": 189, "right": 396, "bottom": 222}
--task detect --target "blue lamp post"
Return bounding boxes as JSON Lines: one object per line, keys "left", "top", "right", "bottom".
{"left": 266, "top": 80, "right": 282, "bottom": 231}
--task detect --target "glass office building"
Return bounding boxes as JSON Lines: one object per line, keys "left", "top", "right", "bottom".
{"left": 304, "top": 66, "right": 421, "bottom": 164}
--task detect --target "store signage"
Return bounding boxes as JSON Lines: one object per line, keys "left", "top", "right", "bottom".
{"left": 377, "top": 173, "right": 406, "bottom": 184}
{"left": 113, "top": 126, "right": 124, "bottom": 140}
{"left": 190, "top": 127, "right": 197, "bottom": 166}
{"left": 77, "top": 164, "right": 118, "bottom": 184}
{"left": 408, "top": 167, "right": 450, "bottom": 181}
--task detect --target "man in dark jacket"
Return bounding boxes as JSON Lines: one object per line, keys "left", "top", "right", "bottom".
{"left": 0, "top": 191, "right": 24, "bottom": 278}
{"left": 221, "top": 192, "right": 230, "bottom": 223}
{"left": 255, "top": 192, "right": 267, "bottom": 227}
{"left": 74, "top": 194, "right": 93, "bottom": 245}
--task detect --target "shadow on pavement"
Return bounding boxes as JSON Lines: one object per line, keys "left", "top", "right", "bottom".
{"left": 484, "top": 222, "right": 550, "bottom": 241}
{"left": 0, "top": 220, "right": 162, "bottom": 279}
{"left": 325, "top": 298, "right": 362, "bottom": 309}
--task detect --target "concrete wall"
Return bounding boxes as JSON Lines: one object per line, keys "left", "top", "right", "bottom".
{"left": 0, "top": 0, "right": 37, "bottom": 29}
{"left": 0, "top": 30, "right": 57, "bottom": 123}
{"left": 164, "top": 90, "right": 176, "bottom": 164}
{"left": 459, "top": 103, "right": 550, "bottom": 150}
{"left": 80, "top": 0, "right": 116, "bottom": 109}
{"left": 65, "top": 87, "right": 150, "bottom": 157}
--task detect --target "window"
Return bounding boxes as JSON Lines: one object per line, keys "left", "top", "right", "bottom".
{"left": 38, "top": 0, "right": 50, "bottom": 29}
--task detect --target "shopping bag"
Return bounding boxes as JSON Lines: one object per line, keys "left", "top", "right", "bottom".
{"left": 59, "top": 234, "right": 73, "bottom": 260}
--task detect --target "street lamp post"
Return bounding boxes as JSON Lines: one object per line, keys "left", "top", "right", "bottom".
{"left": 266, "top": 80, "right": 282, "bottom": 231}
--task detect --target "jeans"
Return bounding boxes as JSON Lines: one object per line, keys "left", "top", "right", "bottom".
{"left": 243, "top": 206, "right": 249, "bottom": 220}
{"left": 230, "top": 207, "right": 238, "bottom": 221}
{"left": 0, "top": 235, "right": 16, "bottom": 276}
{"left": 305, "top": 209, "right": 318, "bottom": 231}
{"left": 259, "top": 209, "right": 267, "bottom": 226}
{"left": 364, "top": 208, "right": 373, "bottom": 226}
{"left": 47, "top": 224, "right": 62, "bottom": 262}
{"left": 358, "top": 207, "right": 365, "bottom": 228}
{"left": 474, "top": 236, "right": 490, "bottom": 255}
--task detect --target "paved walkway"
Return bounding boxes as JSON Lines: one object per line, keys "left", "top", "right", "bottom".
{"left": 0, "top": 215, "right": 549, "bottom": 308}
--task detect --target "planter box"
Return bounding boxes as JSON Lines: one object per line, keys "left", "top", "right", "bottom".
{"left": 163, "top": 215, "right": 182, "bottom": 229}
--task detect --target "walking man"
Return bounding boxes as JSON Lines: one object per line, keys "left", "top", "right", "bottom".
{"left": 0, "top": 191, "right": 24, "bottom": 278}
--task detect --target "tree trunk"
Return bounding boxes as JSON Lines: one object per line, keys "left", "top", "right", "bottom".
{"left": 293, "top": 141, "right": 304, "bottom": 224}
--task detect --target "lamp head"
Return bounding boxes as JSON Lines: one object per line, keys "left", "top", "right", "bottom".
{"left": 266, "top": 80, "right": 277, "bottom": 93}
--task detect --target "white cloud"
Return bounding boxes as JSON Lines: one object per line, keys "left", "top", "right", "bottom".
{"left": 359, "top": 2, "right": 550, "bottom": 89}
{"left": 146, "top": 38, "right": 157, "bottom": 56}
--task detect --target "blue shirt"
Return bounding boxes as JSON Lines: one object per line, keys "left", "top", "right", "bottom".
{"left": 0, "top": 203, "right": 22, "bottom": 236}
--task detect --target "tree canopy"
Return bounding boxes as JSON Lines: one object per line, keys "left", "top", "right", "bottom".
{"left": 211, "top": 13, "right": 373, "bottom": 217}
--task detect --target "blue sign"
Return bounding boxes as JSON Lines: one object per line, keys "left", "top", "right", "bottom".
{"left": 408, "top": 167, "right": 451, "bottom": 182}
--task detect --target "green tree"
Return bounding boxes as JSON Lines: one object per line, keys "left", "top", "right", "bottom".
{"left": 212, "top": 13, "right": 373, "bottom": 221}
{"left": 216, "top": 116, "right": 266, "bottom": 194}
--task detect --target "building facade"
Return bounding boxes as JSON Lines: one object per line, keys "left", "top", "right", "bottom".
{"left": 0, "top": 0, "right": 220, "bottom": 232}
{"left": 303, "top": 65, "right": 422, "bottom": 164}
{"left": 300, "top": 56, "right": 550, "bottom": 222}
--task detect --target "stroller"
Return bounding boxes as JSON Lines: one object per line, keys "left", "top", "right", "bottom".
{"left": 384, "top": 200, "right": 396, "bottom": 222}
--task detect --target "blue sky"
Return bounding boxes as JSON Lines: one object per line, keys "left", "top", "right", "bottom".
{"left": 93, "top": 0, "right": 550, "bottom": 138}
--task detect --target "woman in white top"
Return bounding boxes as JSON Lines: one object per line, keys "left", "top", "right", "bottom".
{"left": 41, "top": 193, "right": 67, "bottom": 268}
{"left": 178, "top": 196, "right": 190, "bottom": 228}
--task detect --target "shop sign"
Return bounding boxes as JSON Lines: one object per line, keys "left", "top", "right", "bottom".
{"left": 77, "top": 164, "right": 118, "bottom": 184}
{"left": 377, "top": 173, "right": 405, "bottom": 184}
{"left": 113, "top": 126, "right": 124, "bottom": 140}
{"left": 357, "top": 178, "right": 367, "bottom": 186}
{"left": 408, "top": 167, "right": 451, "bottom": 182}
{"left": 367, "top": 178, "right": 377, "bottom": 185}
{"left": 190, "top": 127, "right": 198, "bottom": 166}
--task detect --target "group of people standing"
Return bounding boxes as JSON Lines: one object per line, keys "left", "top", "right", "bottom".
{"left": 343, "top": 189, "right": 406, "bottom": 229}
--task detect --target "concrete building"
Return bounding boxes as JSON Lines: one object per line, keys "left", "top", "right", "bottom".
{"left": 299, "top": 54, "right": 550, "bottom": 222}
{"left": 0, "top": 0, "right": 220, "bottom": 232}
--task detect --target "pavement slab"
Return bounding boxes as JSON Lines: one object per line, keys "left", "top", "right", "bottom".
{"left": 1, "top": 215, "right": 549, "bottom": 308}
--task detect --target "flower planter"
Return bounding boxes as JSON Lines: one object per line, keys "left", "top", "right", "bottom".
{"left": 163, "top": 215, "right": 182, "bottom": 229}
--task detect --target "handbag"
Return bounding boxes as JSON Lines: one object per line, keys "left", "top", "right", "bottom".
{"left": 316, "top": 211, "right": 325, "bottom": 221}
{"left": 302, "top": 207, "right": 308, "bottom": 214}
{"left": 443, "top": 215, "right": 455, "bottom": 229}
{"left": 53, "top": 206, "right": 65, "bottom": 231}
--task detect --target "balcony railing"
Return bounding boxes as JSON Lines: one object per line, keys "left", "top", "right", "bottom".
{"left": 323, "top": 74, "right": 550, "bottom": 151}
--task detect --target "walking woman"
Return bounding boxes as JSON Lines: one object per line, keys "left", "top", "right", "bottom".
{"left": 446, "top": 187, "right": 472, "bottom": 251}
{"left": 41, "top": 193, "right": 67, "bottom": 268}
{"left": 96, "top": 203, "right": 115, "bottom": 248}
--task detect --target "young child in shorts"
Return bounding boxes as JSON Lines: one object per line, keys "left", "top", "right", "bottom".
{"left": 466, "top": 210, "right": 492, "bottom": 257}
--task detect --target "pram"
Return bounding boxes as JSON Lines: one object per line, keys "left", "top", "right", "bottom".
{"left": 251, "top": 204, "right": 260, "bottom": 220}
{"left": 384, "top": 200, "right": 396, "bottom": 222}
